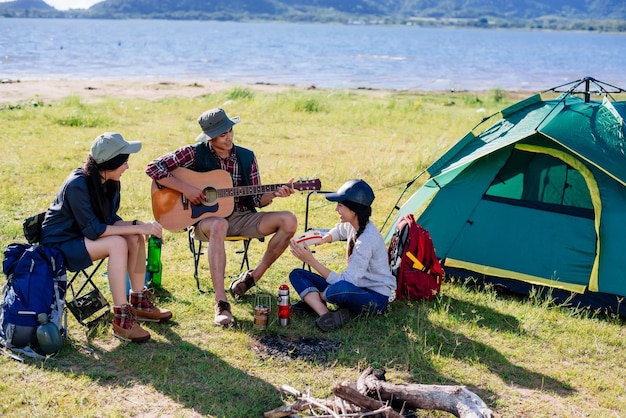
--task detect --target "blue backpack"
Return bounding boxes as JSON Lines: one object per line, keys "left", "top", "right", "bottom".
{"left": 1, "top": 243, "right": 67, "bottom": 350}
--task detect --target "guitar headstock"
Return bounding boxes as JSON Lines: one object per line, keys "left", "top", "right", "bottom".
{"left": 293, "top": 178, "right": 322, "bottom": 192}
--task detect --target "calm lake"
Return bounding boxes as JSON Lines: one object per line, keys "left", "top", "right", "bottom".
{"left": 1, "top": 18, "right": 625, "bottom": 91}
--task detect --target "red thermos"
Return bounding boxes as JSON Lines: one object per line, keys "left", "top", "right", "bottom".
{"left": 277, "top": 284, "right": 290, "bottom": 326}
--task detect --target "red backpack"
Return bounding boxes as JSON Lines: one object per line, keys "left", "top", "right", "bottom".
{"left": 387, "top": 214, "right": 443, "bottom": 301}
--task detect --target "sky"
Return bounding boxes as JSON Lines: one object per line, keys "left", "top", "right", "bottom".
{"left": 0, "top": 0, "right": 102, "bottom": 10}
{"left": 45, "top": 0, "right": 102, "bottom": 9}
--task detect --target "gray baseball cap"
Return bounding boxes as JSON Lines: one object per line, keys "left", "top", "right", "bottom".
{"left": 90, "top": 132, "right": 142, "bottom": 164}
{"left": 325, "top": 179, "right": 375, "bottom": 206}
{"left": 195, "top": 107, "right": 240, "bottom": 142}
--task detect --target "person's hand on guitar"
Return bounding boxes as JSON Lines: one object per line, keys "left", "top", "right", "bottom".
{"left": 181, "top": 183, "right": 208, "bottom": 206}
{"left": 151, "top": 169, "right": 321, "bottom": 231}
{"left": 273, "top": 179, "right": 296, "bottom": 198}
{"left": 261, "top": 178, "right": 295, "bottom": 206}
{"left": 153, "top": 172, "right": 209, "bottom": 206}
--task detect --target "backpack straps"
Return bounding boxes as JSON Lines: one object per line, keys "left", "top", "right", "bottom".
{"left": 404, "top": 251, "right": 431, "bottom": 274}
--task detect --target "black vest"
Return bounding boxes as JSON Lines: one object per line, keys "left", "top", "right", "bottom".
{"left": 193, "top": 142, "right": 256, "bottom": 212}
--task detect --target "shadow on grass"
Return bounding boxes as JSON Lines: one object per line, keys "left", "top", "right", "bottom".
{"left": 52, "top": 319, "right": 283, "bottom": 417}
{"left": 37, "top": 283, "right": 572, "bottom": 416}
{"left": 147, "top": 325, "right": 283, "bottom": 417}
{"left": 321, "top": 292, "right": 574, "bottom": 409}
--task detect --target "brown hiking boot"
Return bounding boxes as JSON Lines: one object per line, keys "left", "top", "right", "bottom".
{"left": 113, "top": 304, "right": 150, "bottom": 343}
{"left": 229, "top": 270, "right": 256, "bottom": 297}
{"left": 214, "top": 300, "right": 234, "bottom": 326}
{"left": 130, "top": 288, "right": 172, "bottom": 323}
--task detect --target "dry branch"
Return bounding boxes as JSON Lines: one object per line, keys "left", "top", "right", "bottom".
{"left": 357, "top": 367, "right": 493, "bottom": 418}
{"left": 265, "top": 367, "right": 493, "bottom": 418}
{"left": 333, "top": 383, "right": 403, "bottom": 418}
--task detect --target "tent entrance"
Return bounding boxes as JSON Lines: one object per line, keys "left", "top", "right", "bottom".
{"left": 446, "top": 147, "right": 598, "bottom": 292}
{"left": 484, "top": 149, "right": 594, "bottom": 218}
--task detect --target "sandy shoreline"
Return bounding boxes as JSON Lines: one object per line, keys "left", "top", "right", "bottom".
{"left": 0, "top": 78, "right": 307, "bottom": 104}
{"left": 0, "top": 78, "right": 533, "bottom": 105}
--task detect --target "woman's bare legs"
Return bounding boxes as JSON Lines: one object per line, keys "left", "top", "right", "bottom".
{"left": 123, "top": 233, "right": 147, "bottom": 293}
{"left": 85, "top": 235, "right": 129, "bottom": 306}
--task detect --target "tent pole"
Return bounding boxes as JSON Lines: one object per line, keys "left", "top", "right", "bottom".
{"left": 543, "top": 76, "right": 625, "bottom": 103}
{"left": 380, "top": 170, "right": 426, "bottom": 232}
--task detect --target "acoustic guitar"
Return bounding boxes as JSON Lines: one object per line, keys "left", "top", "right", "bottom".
{"left": 151, "top": 168, "right": 322, "bottom": 231}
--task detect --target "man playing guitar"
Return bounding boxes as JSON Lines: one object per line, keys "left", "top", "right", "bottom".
{"left": 145, "top": 107, "right": 297, "bottom": 327}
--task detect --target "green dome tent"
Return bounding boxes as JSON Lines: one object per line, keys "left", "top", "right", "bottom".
{"left": 384, "top": 77, "right": 626, "bottom": 314}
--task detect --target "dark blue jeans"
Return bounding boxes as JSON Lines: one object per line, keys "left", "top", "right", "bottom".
{"left": 289, "top": 268, "right": 388, "bottom": 315}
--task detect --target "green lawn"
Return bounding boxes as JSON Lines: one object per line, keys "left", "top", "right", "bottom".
{"left": 1, "top": 86, "right": 624, "bottom": 417}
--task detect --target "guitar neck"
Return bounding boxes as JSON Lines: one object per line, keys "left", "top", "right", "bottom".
{"left": 217, "top": 183, "right": 286, "bottom": 198}
{"left": 152, "top": 169, "right": 321, "bottom": 231}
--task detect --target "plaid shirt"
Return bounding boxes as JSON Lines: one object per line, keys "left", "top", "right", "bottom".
{"left": 145, "top": 143, "right": 263, "bottom": 212}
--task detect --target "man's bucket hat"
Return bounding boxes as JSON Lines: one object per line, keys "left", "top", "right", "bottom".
{"left": 195, "top": 107, "right": 240, "bottom": 142}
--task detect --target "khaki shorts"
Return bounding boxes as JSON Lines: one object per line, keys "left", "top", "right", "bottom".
{"left": 192, "top": 211, "right": 267, "bottom": 241}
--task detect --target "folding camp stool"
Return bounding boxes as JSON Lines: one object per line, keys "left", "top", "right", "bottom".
{"left": 301, "top": 190, "right": 334, "bottom": 270}
{"left": 187, "top": 226, "right": 263, "bottom": 293}
{"left": 23, "top": 213, "right": 110, "bottom": 329}
{"left": 64, "top": 260, "right": 111, "bottom": 328}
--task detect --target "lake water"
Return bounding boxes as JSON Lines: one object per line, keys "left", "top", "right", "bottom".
{"left": 1, "top": 18, "right": 625, "bottom": 91}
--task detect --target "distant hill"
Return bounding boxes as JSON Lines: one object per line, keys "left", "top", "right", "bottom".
{"left": 0, "top": 0, "right": 53, "bottom": 11}
{"left": 0, "top": 0, "right": 69, "bottom": 17}
{"left": 2, "top": 0, "right": 625, "bottom": 31}
{"left": 86, "top": 0, "right": 626, "bottom": 21}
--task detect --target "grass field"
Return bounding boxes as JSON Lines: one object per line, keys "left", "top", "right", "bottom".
{"left": 1, "top": 85, "right": 625, "bottom": 417}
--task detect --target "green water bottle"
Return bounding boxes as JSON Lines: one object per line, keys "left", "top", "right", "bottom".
{"left": 151, "top": 262, "right": 162, "bottom": 288}
{"left": 147, "top": 236, "right": 162, "bottom": 287}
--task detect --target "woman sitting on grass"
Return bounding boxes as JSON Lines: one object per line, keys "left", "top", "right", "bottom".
{"left": 288, "top": 179, "right": 396, "bottom": 331}
{"left": 40, "top": 132, "right": 172, "bottom": 343}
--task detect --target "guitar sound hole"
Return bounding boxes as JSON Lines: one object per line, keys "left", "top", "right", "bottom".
{"left": 203, "top": 188, "right": 218, "bottom": 205}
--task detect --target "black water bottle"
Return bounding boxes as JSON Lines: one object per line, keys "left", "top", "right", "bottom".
{"left": 36, "top": 313, "right": 62, "bottom": 355}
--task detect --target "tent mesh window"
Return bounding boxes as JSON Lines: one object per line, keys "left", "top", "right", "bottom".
{"left": 484, "top": 149, "right": 594, "bottom": 218}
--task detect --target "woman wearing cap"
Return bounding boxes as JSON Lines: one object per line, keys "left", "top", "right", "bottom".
{"left": 41, "top": 132, "right": 172, "bottom": 343}
{"left": 289, "top": 179, "right": 396, "bottom": 331}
